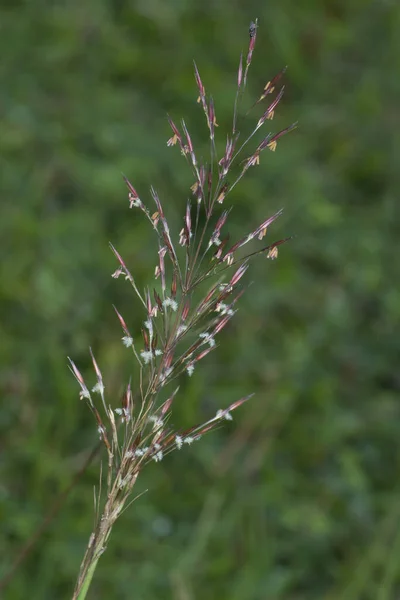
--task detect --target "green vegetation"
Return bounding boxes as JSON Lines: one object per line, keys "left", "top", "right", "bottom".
{"left": 1, "top": 2, "right": 400, "bottom": 599}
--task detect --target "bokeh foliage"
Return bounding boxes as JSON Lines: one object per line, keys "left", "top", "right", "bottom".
{"left": 1, "top": 1, "right": 400, "bottom": 598}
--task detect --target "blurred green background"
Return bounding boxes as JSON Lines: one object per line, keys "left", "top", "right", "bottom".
{"left": 1, "top": 1, "right": 400, "bottom": 599}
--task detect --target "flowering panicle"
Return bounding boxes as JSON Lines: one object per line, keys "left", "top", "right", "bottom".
{"left": 71, "top": 21, "right": 296, "bottom": 599}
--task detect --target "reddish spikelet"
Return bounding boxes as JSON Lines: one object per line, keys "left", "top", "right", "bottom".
{"left": 109, "top": 243, "right": 134, "bottom": 283}
{"left": 263, "top": 122, "right": 298, "bottom": 152}
{"left": 122, "top": 381, "right": 133, "bottom": 418}
{"left": 92, "top": 406, "right": 103, "bottom": 429}
{"left": 219, "top": 135, "right": 237, "bottom": 177}
{"left": 214, "top": 235, "right": 230, "bottom": 261}
{"left": 223, "top": 238, "right": 243, "bottom": 264}
{"left": 241, "top": 134, "right": 276, "bottom": 171}
{"left": 208, "top": 97, "right": 217, "bottom": 140}
{"left": 178, "top": 424, "right": 199, "bottom": 439}
{"left": 113, "top": 306, "right": 131, "bottom": 337}
{"left": 221, "top": 209, "right": 283, "bottom": 266}
{"left": 68, "top": 359, "right": 86, "bottom": 388}
{"left": 191, "top": 165, "right": 206, "bottom": 204}
{"left": 262, "top": 66, "right": 287, "bottom": 99}
{"left": 158, "top": 246, "right": 167, "bottom": 292}
{"left": 247, "top": 66, "right": 288, "bottom": 115}
{"left": 159, "top": 431, "right": 176, "bottom": 449}
{"left": 195, "top": 345, "right": 215, "bottom": 362}
{"left": 210, "top": 209, "right": 229, "bottom": 247}
{"left": 186, "top": 201, "right": 192, "bottom": 239}
{"left": 197, "top": 282, "right": 220, "bottom": 312}
{"left": 193, "top": 61, "right": 208, "bottom": 119}
{"left": 146, "top": 289, "right": 153, "bottom": 317}
{"left": 179, "top": 226, "right": 189, "bottom": 248}
{"left": 123, "top": 176, "right": 143, "bottom": 209}
{"left": 181, "top": 120, "right": 197, "bottom": 167}
{"left": 109, "top": 243, "right": 127, "bottom": 271}
{"left": 142, "top": 327, "right": 150, "bottom": 351}
{"left": 261, "top": 237, "right": 292, "bottom": 256}
{"left": 217, "top": 182, "right": 229, "bottom": 204}
{"left": 241, "top": 122, "right": 296, "bottom": 173}
{"left": 154, "top": 289, "right": 163, "bottom": 314}
{"left": 229, "top": 262, "right": 249, "bottom": 287}
{"left": 167, "top": 116, "right": 183, "bottom": 151}
{"left": 180, "top": 201, "right": 192, "bottom": 247}
{"left": 123, "top": 175, "right": 139, "bottom": 199}
{"left": 249, "top": 208, "right": 284, "bottom": 242}
{"left": 150, "top": 190, "right": 178, "bottom": 270}
{"left": 171, "top": 270, "right": 178, "bottom": 299}
{"left": 161, "top": 386, "right": 179, "bottom": 416}
{"left": 167, "top": 116, "right": 181, "bottom": 140}
{"left": 216, "top": 183, "right": 229, "bottom": 204}
{"left": 241, "top": 237, "right": 292, "bottom": 262}
{"left": 227, "top": 394, "right": 254, "bottom": 412}
{"left": 212, "top": 314, "right": 232, "bottom": 336}
{"left": 182, "top": 299, "right": 191, "bottom": 321}
{"left": 214, "top": 209, "right": 229, "bottom": 236}
{"left": 150, "top": 187, "right": 165, "bottom": 220}
{"left": 256, "top": 86, "right": 285, "bottom": 128}
{"left": 68, "top": 358, "right": 92, "bottom": 402}
{"left": 237, "top": 52, "right": 243, "bottom": 88}
{"left": 164, "top": 350, "right": 174, "bottom": 370}
{"left": 162, "top": 230, "right": 178, "bottom": 269}
{"left": 162, "top": 231, "right": 172, "bottom": 253}
{"left": 89, "top": 348, "right": 103, "bottom": 389}
{"left": 195, "top": 422, "right": 217, "bottom": 436}
{"left": 193, "top": 61, "right": 205, "bottom": 99}
{"left": 241, "top": 149, "right": 261, "bottom": 172}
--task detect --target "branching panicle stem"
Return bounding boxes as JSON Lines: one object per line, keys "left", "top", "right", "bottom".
{"left": 71, "top": 20, "right": 295, "bottom": 599}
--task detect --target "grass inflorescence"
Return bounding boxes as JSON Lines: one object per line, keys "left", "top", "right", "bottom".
{"left": 70, "top": 19, "right": 296, "bottom": 599}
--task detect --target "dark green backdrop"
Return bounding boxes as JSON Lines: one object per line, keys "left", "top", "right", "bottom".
{"left": 1, "top": 1, "right": 400, "bottom": 599}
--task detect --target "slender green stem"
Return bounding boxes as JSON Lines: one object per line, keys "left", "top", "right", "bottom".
{"left": 75, "top": 558, "right": 100, "bottom": 600}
